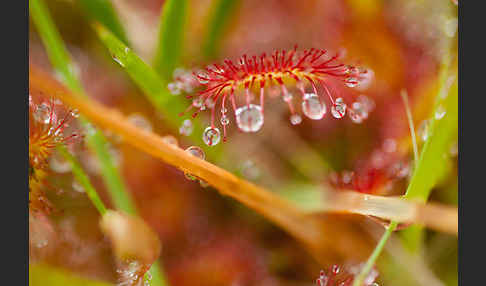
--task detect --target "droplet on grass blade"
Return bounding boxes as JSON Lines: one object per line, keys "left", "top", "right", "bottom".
{"left": 184, "top": 146, "right": 205, "bottom": 180}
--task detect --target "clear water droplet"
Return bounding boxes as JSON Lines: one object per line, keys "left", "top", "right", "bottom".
{"left": 331, "top": 98, "right": 347, "bottom": 118}
{"left": 184, "top": 146, "right": 205, "bottom": 181}
{"left": 290, "top": 114, "right": 302, "bottom": 125}
{"left": 112, "top": 55, "right": 125, "bottom": 67}
{"left": 282, "top": 92, "right": 293, "bottom": 102}
{"left": 34, "top": 103, "right": 51, "bottom": 124}
{"left": 70, "top": 109, "right": 79, "bottom": 118}
{"left": 235, "top": 104, "right": 264, "bottom": 132}
{"left": 302, "top": 93, "right": 326, "bottom": 120}
{"left": 220, "top": 115, "right": 230, "bottom": 125}
{"left": 72, "top": 180, "right": 85, "bottom": 193}
{"left": 162, "top": 135, "right": 178, "bottom": 146}
{"left": 341, "top": 171, "right": 354, "bottom": 184}
{"left": 49, "top": 152, "right": 72, "bottom": 173}
{"left": 345, "top": 77, "right": 358, "bottom": 87}
{"left": 199, "top": 179, "right": 209, "bottom": 188}
{"left": 382, "top": 138, "right": 397, "bottom": 153}
{"left": 203, "top": 127, "right": 221, "bottom": 146}
{"left": 205, "top": 97, "right": 215, "bottom": 109}
{"left": 348, "top": 102, "right": 368, "bottom": 123}
{"left": 127, "top": 113, "right": 152, "bottom": 132}
{"left": 193, "top": 97, "right": 205, "bottom": 110}
{"left": 179, "top": 119, "right": 193, "bottom": 136}
{"left": 168, "top": 82, "right": 181, "bottom": 95}
{"left": 418, "top": 119, "right": 430, "bottom": 142}
{"left": 196, "top": 70, "right": 209, "bottom": 84}
{"left": 357, "top": 95, "right": 375, "bottom": 112}
{"left": 435, "top": 105, "right": 446, "bottom": 120}
{"left": 240, "top": 160, "right": 260, "bottom": 180}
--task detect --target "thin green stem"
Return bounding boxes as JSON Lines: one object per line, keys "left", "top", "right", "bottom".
{"left": 30, "top": 1, "right": 166, "bottom": 284}
{"left": 400, "top": 89, "right": 419, "bottom": 167}
{"left": 58, "top": 145, "right": 107, "bottom": 215}
{"left": 352, "top": 222, "right": 397, "bottom": 286}
{"left": 352, "top": 65, "right": 458, "bottom": 286}
{"left": 30, "top": 0, "right": 136, "bottom": 214}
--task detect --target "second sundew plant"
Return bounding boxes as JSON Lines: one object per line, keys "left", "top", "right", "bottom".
{"left": 29, "top": 0, "right": 458, "bottom": 285}
{"left": 173, "top": 47, "right": 374, "bottom": 145}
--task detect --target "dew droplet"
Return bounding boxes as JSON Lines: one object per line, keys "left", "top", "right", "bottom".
{"left": 357, "top": 95, "right": 375, "bottom": 112}
{"left": 127, "top": 113, "right": 152, "bottom": 132}
{"left": 345, "top": 77, "right": 358, "bottom": 87}
{"left": 302, "top": 93, "right": 326, "bottom": 120}
{"left": 162, "top": 135, "right": 178, "bottom": 146}
{"left": 220, "top": 115, "right": 230, "bottom": 125}
{"left": 49, "top": 152, "right": 72, "bottom": 173}
{"left": 184, "top": 146, "right": 205, "bottom": 181}
{"left": 69, "top": 109, "right": 79, "bottom": 118}
{"left": 112, "top": 55, "right": 125, "bottom": 67}
{"left": 435, "top": 105, "right": 446, "bottom": 120}
{"left": 179, "top": 119, "right": 193, "bottom": 136}
{"left": 382, "top": 138, "right": 397, "bottom": 153}
{"left": 282, "top": 92, "right": 293, "bottom": 102}
{"left": 202, "top": 127, "right": 221, "bottom": 146}
{"left": 72, "top": 180, "right": 85, "bottom": 193}
{"left": 34, "top": 103, "right": 51, "bottom": 124}
{"left": 199, "top": 179, "right": 209, "bottom": 188}
{"left": 168, "top": 82, "right": 181, "bottom": 95}
{"left": 290, "top": 114, "right": 302, "bottom": 125}
{"left": 235, "top": 104, "right": 264, "bottom": 132}
{"left": 240, "top": 160, "right": 260, "bottom": 180}
{"left": 341, "top": 171, "right": 354, "bottom": 184}
{"left": 205, "top": 97, "right": 215, "bottom": 109}
{"left": 331, "top": 98, "right": 347, "bottom": 118}
{"left": 196, "top": 70, "right": 209, "bottom": 84}
{"left": 348, "top": 102, "right": 368, "bottom": 123}
{"left": 418, "top": 119, "right": 430, "bottom": 142}
{"left": 192, "top": 97, "right": 206, "bottom": 110}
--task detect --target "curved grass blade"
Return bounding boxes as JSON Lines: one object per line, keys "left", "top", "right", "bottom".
{"left": 352, "top": 75, "right": 458, "bottom": 286}
{"left": 58, "top": 145, "right": 107, "bottom": 215}
{"left": 76, "top": 0, "right": 130, "bottom": 46}
{"left": 201, "top": 0, "right": 240, "bottom": 60}
{"left": 30, "top": 0, "right": 137, "bottom": 215}
{"left": 93, "top": 23, "right": 221, "bottom": 158}
{"left": 153, "top": 0, "right": 188, "bottom": 80}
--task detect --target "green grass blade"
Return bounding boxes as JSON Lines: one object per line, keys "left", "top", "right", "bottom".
{"left": 93, "top": 23, "right": 216, "bottom": 155}
{"left": 58, "top": 145, "right": 107, "bottom": 215}
{"left": 76, "top": 0, "right": 130, "bottom": 46}
{"left": 30, "top": 0, "right": 83, "bottom": 93}
{"left": 30, "top": 0, "right": 136, "bottom": 214}
{"left": 352, "top": 76, "right": 458, "bottom": 286}
{"left": 201, "top": 0, "right": 240, "bottom": 60}
{"left": 153, "top": 0, "right": 188, "bottom": 80}
{"left": 30, "top": 264, "right": 111, "bottom": 286}
{"left": 30, "top": 2, "right": 169, "bottom": 283}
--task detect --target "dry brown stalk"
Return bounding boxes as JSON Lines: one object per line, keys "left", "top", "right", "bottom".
{"left": 29, "top": 65, "right": 457, "bottom": 266}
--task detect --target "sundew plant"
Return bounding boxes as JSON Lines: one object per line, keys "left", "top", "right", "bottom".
{"left": 29, "top": 0, "right": 458, "bottom": 286}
